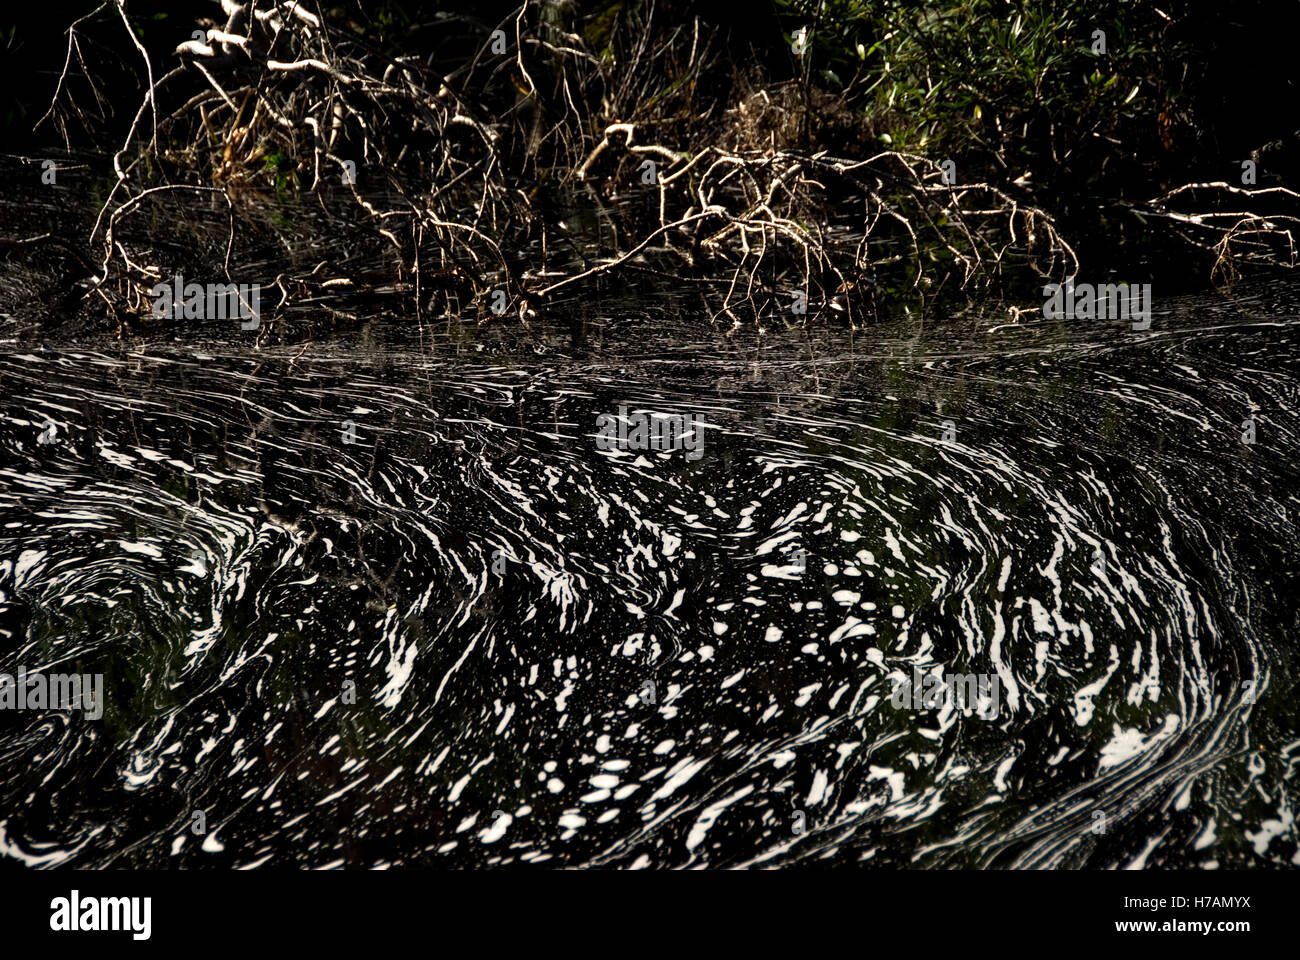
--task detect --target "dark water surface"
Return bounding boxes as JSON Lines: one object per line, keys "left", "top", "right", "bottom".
{"left": 1, "top": 281, "right": 1298, "bottom": 868}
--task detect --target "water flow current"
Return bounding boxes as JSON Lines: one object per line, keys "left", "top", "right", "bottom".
{"left": 1, "top": 283, "right": 1298, "bottom": 868}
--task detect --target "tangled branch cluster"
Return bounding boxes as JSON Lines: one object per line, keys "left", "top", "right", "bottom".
{"left": 1139, "top": 182, "right": 1300, "bottom": 287}
{"left": 46, "top": 0, "right": 1289, "bottom": 335}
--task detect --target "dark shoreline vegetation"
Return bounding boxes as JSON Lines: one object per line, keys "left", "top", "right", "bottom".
{"left": 2, "top": 0, "right": 1299, "bottom": 340}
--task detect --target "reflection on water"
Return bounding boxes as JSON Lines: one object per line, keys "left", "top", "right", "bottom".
{"left": 1, "top": 282, "right": 1298, "bottom": 868}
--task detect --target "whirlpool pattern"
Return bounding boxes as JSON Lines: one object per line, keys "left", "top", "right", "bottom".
{"left": 1, "top": 284, "right": 1298, "bottom": 868}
